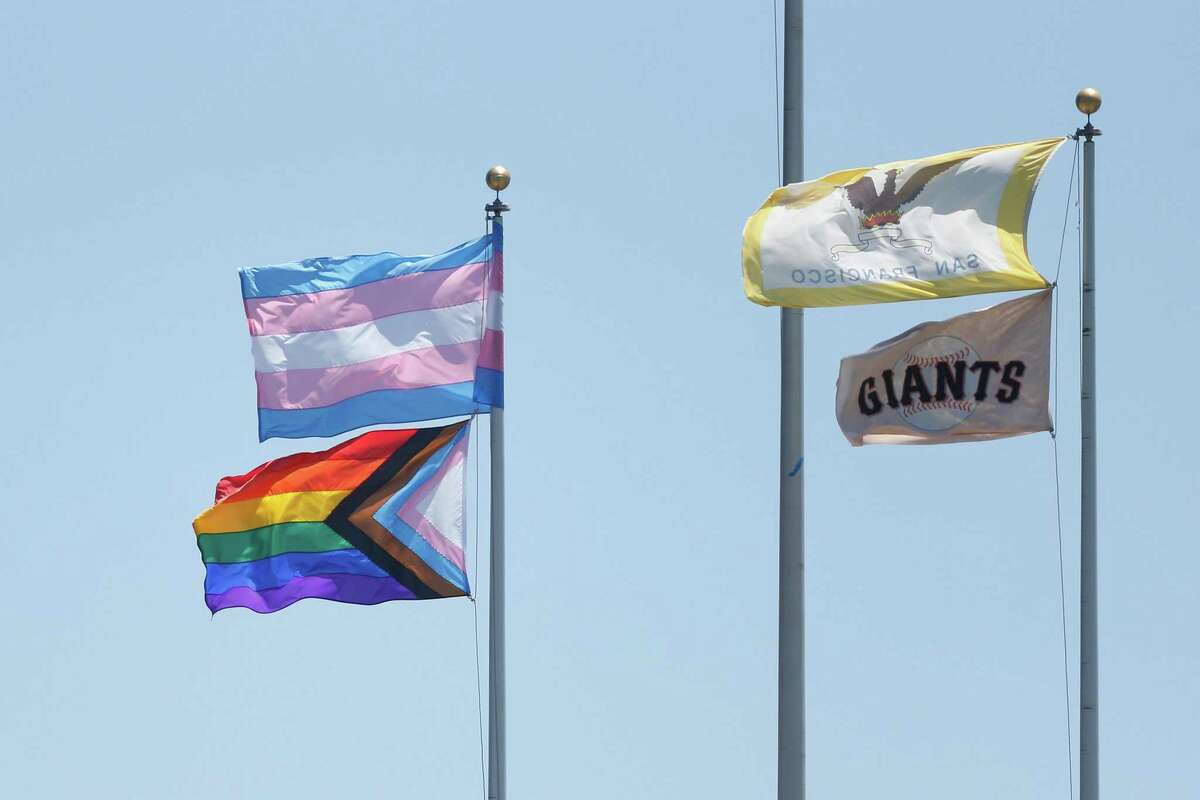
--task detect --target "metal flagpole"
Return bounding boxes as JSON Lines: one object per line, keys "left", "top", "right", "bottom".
{"left": 1075, "top": 88, "right": 1101, "bottom": 800}
{"left": 779, "top": 2, "right": 804, "bottom": 799}
{"left": 485, "top": 165, "right": 511, "bottom": 800}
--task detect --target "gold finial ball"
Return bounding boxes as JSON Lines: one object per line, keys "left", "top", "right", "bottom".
{"left": 1075, "top": 87, "right": 1102, "bottom": 115}
{"left": 486, "top": 165, "right": 511, "bottom": 192}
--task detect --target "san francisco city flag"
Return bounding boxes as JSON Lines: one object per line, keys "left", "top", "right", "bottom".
{"left": 743, "top": 138, "right": 1066, "bottom": 307}
{"left": 835, "top": 290, "right": 1052, "bottom": 446}
{"left": 193, "top": 422, "right": 472, "bottom": 613}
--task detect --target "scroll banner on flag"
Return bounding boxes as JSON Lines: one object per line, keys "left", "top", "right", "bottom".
{"left": 193, "top": 423, "right": 472, "bottom": 614}
{"left": 240, "top": 224, "right": 503, "bottom": 441}
{"left": 743, "top": 138, "right": 1065, "bottom": 307}
{"left": 835, "top": 290, "right": 1052, "bottom": 446}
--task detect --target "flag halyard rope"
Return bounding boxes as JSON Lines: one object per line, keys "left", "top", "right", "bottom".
{"left": 773, "top": 0, "right": 781, "bottom": 186}
{"left": 471, "top": 419, "right": 488, "bottom": 799}
{"left": 1050, "top": 140, "right": 1081, "bottom": 800}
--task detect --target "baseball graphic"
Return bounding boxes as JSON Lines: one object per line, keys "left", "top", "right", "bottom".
{"left": 893, "top": 335, "right": 979, "bottom": 432}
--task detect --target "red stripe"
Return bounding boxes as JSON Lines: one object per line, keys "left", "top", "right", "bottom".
{"left": 214, "top": 429, "right": 419, "bottom": 504}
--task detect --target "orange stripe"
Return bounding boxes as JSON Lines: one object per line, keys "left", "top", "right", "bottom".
{"left": 220, "top": 456, "right": 389, "bottom": 503}
{"left": 215, "top": 429, "right": 419, "bottom": 504}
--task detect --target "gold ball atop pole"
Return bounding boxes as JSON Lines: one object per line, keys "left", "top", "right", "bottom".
{"left": 486, "top": 165, "right": 511, "bottom": 192}
{"left": 1075, "top": 87, "right": 1102, "bottom": 116}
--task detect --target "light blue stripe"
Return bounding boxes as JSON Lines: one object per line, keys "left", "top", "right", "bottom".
{"left": 376, "top": 515, "right": 469, "bottom": 594}
{"left": 376, "top": 426, "right": 467, "bottom": 515}
{"left": 371, "top": 430, "right": 471, "bottom": 593}
{"left": 203, "top": 549, "right": 388, "bottom": 594}
{"left": 239, "top": 233, "right": 494, "bottom": 299}
{"left": 257, "top": 383, "right": 490, "bottom": 441}
{"left": 473, "top": 368, "right": 504, "bottom": 408}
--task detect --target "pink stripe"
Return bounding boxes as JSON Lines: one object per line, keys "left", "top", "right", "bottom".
{"left": 256, "top": 341, "right": 481, "bottom": 410}
{"left": 398, "top": 445, "right": 467, "bottom": 571}
{"left": 408, "top": 515, "right": 466, "bottom": 572}
{"left": 245, "top": 260, "right": 497, "bottom": 336}
{"left": 489, "top": 252, "right": 503, "bottom": 292}
{"left": 479, "top": 329, "right": 503, "bottom": 371}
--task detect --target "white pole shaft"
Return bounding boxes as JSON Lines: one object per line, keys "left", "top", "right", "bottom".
{"left": 488, "top": 405, "right": 506, "bottom": 800}
{"left": 779, "top": 2, "right": 804, "bottom": 799}
{"left": 1080, "top": 134, "right": 1098, "bottom": 800}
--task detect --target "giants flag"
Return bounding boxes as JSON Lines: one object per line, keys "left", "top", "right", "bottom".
{"left": 835, "top": 290, "right": 1052, "bottom": 446}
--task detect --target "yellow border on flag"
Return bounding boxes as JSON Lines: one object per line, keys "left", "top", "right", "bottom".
{"left": 742, "top": 137, "right": 1067, "bottom": 308}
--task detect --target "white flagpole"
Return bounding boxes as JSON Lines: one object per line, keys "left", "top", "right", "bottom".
{"left": 485, "top": 166, "right": 510, "bottom": 800}
{"left": 1075, "top": 88, "right": 1101, "bottom": 800}
{"left": 488, "top": 402, "right": 506, "bottom": 800}
{"left": 779, "top": 2, "right": 805, "bottom": 799}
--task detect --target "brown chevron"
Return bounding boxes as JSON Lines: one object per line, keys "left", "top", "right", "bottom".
{"left": 326, "top": 421, "right": 468, "bottom": 599}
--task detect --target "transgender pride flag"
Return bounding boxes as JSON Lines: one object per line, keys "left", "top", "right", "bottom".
{"left": 240, "top": 224, "right": 503, "bottom": 440}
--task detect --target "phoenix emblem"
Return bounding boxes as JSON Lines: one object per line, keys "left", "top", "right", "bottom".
{"left": 830, "top": 156, "right": 967, "bottom": 261}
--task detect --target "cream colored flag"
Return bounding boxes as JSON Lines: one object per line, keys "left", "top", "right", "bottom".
{"left": 743, "top": 138, "right": 1065, "bottom": 307}
{"left": 835, "top": 290, "right": 1052, "bottom": 446}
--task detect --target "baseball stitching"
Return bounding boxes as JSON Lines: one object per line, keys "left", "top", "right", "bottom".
{"left": 899, "top": 399, "right": 976, "bottom": 418}
{"left": 902, "top": 347, "right": 971, "bottom": 368}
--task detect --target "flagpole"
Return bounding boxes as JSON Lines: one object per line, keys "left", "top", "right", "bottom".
{"left": 1075, "top": 88, "right": 1101, "bottom": 800}
{"left": 485, "top": 166, "right": 511, "bottom": 800}
{"left": 779, "top": 2, "right": 805, "bottom": 799}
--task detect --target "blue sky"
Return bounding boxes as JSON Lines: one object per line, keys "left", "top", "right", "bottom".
{"left": 2, "top": 1, "right": 1196, "bottom": 797}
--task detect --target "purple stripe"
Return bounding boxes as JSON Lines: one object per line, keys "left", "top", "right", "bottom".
{"left": 256, "top": 341, "right": 483, "bottom": 410}
{"left": 206, "top": 574, "right": 418, "bottom": 614}
{"left": 244, "top": 260, "right": 496, "bottom": 336}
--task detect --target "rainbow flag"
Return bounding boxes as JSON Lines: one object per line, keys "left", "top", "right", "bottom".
{"left": 193, "top": 423, "right": 471, "bottom": 614}
{"left": 241, "top": 224, "right": 503, "bottom": 441}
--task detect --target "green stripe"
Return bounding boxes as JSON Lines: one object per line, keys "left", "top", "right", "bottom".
{"left": 196, "top": 522, "right": 353, "bottom": 564}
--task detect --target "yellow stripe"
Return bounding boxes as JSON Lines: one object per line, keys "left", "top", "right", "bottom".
{"left": 193, "top": 490, "right": 351, "bottom": 535}
{"left": 742, "top": 137, "right": 1065, "bottom": 308}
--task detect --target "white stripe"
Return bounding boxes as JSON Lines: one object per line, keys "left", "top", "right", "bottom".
{"left": 409, "top": 440, "right": 466, "bottom": 551}
{"left": 251, "top": 298, "right": 498, "bottom": 372}
{"left": 484, "top": 289, "right": 502, "bottom": 333}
